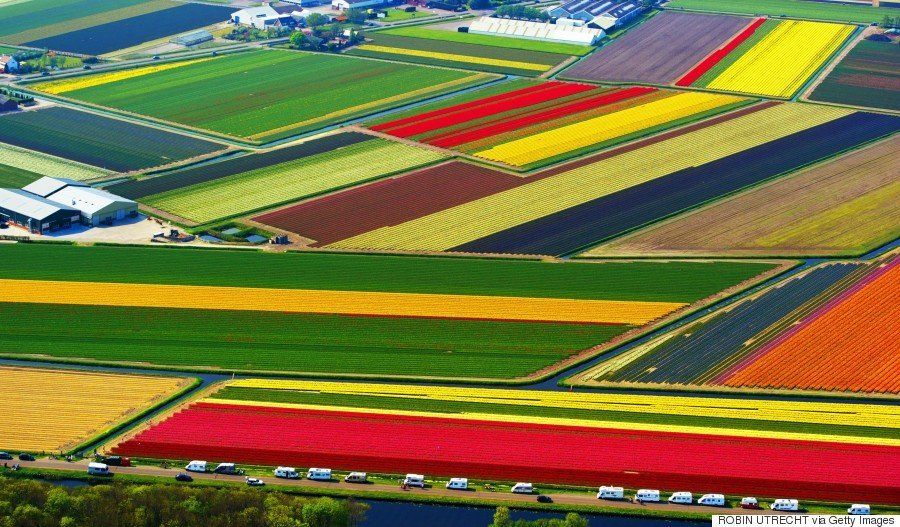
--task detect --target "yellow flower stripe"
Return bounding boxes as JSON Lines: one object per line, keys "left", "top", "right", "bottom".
{"left": 1, "top": 366, "right": 189, "bottom": 452}
{"left": 0, "top": 279, "right": 684, "bottom": 325}
{"left": 33, "top": 58, "right": 214, "bottom": 95}
{"left": 706, "top": 20, "right": 854, "bottom": 98}
{"left": 329, "top": 103, "right": 853, "bottom": 251}
{"left": 203, "top": 398, "right": 898, "bottom": 447}
{"left": 357, "top": 44, "right": 550, "bottom": 72}
{"left": 248, "top": 73, "right": 492, "bottom": 140}
{"left": 475, "top": 92, "right": 744, "bottom": 167}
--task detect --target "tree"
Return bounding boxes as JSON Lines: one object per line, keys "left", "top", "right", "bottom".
{"left": 290, "top": 31, "right": 308, "bottom": 48}
{"left": 564, "top": 512, "right": 588, "bottom": 527}
{"left": 306, "top": 12, "right": 328, "bottom": 28}
{"left": 469, "top": 0, "right": 492, "bottom": 10}
{"left": 489, "top": 506, "right": 512, "bottom": 527}
{"left": 346, "top": 8, "right": 367, "bottom": 24}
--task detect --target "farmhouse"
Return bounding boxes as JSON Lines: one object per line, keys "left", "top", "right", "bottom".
{"left": 331, "top": 0, "right": 388, "bottom": 11}
{"left": 0, "top": 188, "right": 81, "bottom": 234}
{"left": 231, "top": 6, "right": 298, "bottom": 29}
{"left": 469, "top": 16, "right": 604, "bottom": 45}
{"left": 547, "top": 0, "right": 643, "bottom": 27}
{"left": 22, "top": 177, "right": 138, "bottom": 226}
{"left": 0, "top": 55, "right": 18, "bottom": 73}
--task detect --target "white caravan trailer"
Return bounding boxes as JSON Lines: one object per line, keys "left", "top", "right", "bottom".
{"left": 87, "top": 462, "right": 110, "bottom": 476}
{"left": 345, "top": 472, "right": 367, "bottom": 483}
{"left": 446, "top": 478, "right": 468, "bottom": 490}
{"left": 597, "top": 486, "right": 624, "bottom": 500}
{"left": 404, "top": 474, "right": 425, "bottom": 487}
{"left": 274, "top": 467, "right": 299, "bottom": 479}
{"left": 698, "top": 494, "right": 726, "bottom": 507}
{"left": 848, "top": 504, "right": 870, "bottom": 515}
{"left": 306, "top": 468, "right": 332, "bottom": 481}
{"left": 511, "top": 483, "right": 534, "bottom": 494}
{"left": 668, "top": 492, "right": 693, "bottom": 504}
{"left": 771, "top": 499, "right": 799, "bottom": 511}
{"left": 185, "top": 460, "right": 207, "bottom": 473}
{"left": 635, "top": 489, "right": 661, "bottom": 503}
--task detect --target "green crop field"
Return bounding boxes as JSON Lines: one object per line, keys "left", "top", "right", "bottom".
{"left": 382, "top": 26, "right": 594, "bottom": 56}
{"left": 0, "top": 243, "right": 778, "bottom": 302}
{"left": 213, "top": 386, "right": 894, "bottom": 440}
{"left": 0, "top": 0, "right": 175, "bottom": 44}
{"left": 665, "top": 0, "right": 889, "bottom": 24}
{"left": 42, "top": 50, "right": 493, "bottom": 143}
{"left": 810, "top": 39, "right": 900, "bottom": 111}
{"left": 0, "top": 163, "right": 42, "bottom": 188}
{"left": 142, "top": 139, "right": 447, "bottom": 224}
{"left": 0, "top": 142, "right": 108, "bottom": 182}
{"left": 0, "top": 303, "right": 625, "bottom": 378}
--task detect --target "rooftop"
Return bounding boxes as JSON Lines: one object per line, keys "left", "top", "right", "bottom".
{"left": 0, "top": 188, "right": 78, "bottom": 221}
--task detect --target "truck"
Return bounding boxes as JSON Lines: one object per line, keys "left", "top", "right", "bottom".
{"left": 87, "top": 462, "right": 110, "bottom": 476}
{"left": 511, "top": 482, "right": 534, "bottom": 494}
{"left": 635, "top": 489, "right": 660, "bottom": 503}
{"left": 771, "top": 499, "right": 799, "bottom": 511}
{"left": 306, "top": 468, "right": 332, "bottom": 481}
{"left": 446, "top": 478, "right": 468, "bottom": 490}
{"left": 185, "top": 461, "right": 207, "bottom": 473}
{"left": 597, "top": 486, "right": 624, "bottom": 500}
{"left": 668, "top": 492, "right": 693, "bottom": 505}
{"left": 403, "top": 474, "right": 425, "bottom": 487}
{"left": 698, "top": 494, "right": 726, "bottom": 507}
{"left": 274, "top": 467, "right": 299, "bottom": 479}
{"left": 345, "top": 472, "right": 367, "bottom": 483}
{"left": 100, "top": 456, "right": 130, "bottom": 467}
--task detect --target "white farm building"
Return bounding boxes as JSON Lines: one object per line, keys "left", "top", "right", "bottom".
{"left": 469, "top": 16, "right": 604, "bottom": 45}
{"left": 22, "top": 177, "right": 137, "bottom": 226}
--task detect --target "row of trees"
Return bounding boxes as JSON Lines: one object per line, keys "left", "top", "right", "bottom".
{"left": 489, "top": 507, "right": 589, "bottom": 527}
{"left": 0, "top": 476, "right": 367, "bottom": 527}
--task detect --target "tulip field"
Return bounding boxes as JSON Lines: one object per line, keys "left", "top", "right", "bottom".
{"left": 111, "top": 380, "right": 900, "bottom": 503}
{"left": 1, "top": 366, "right": 191, "bottom": 453}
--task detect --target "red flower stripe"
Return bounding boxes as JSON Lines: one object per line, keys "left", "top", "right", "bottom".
{"left": 375, "top": 82, "right": 597, "bottom": 138}
{"left": 114, "top": 403, "right": 900, "bottom": 504}
{"left": 675, "top": 18, "right": 767, "bottom": 87}
{"left": 428, "top": 86, "right": 656, "bottom": 149}
{"left": 370, "top": 82, "right": 571, "bottom": 133}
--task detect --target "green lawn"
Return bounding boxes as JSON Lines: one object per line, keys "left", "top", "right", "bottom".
{"left": 0, "top": 243, "right": 777, "bottom": 302}
{"left": 0, "top": 163, "right": 43, "bottom": 188}
{"left": 665, "top": 0, "right": 888, "bottom": 24}
{"left": 214, "top": 386, "right": 895, "bottom": 440}
{"left": 0, "top": 303, "right": 624, "bottom": 378}
{"left": 381, "top": 8, "right": 435, "bottom": 21}
{"left": 47, "top": 50, "right": 492, "bottom": 143}
{"left": 382, "top": 26, "right": 594, "bottom": 56}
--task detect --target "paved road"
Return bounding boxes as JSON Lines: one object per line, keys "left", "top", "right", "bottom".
{"left": 11, "top": 457, "right": 785, "bottom": 517}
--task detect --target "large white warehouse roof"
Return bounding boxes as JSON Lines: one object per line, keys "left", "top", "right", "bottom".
{"left": 469, "top": 17, "right": 604, "bottom": 45}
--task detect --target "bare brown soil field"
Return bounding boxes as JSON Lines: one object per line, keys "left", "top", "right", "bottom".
{"left": 588, "top": 136, "right": 900, "bottom": 257}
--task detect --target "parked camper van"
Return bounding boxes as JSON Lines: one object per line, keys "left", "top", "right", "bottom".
{"left": 274, "top": 467, "right": 299, "bottom": 479}
{"left": 446, "top": 478, "right": 468, "bottom": 490}
{"left": 213, "top": 463, "right": 243, "bottom": 475}
{"left": 404, "top": 474, "right": 425, "bottom": 487}
{"left": 345, "top": 472, "right": 367, "bottom": 483}
{"left": 740, "top": 497, "right": 760, "bottom": 509}
{"left": 698, "top": 494, "right": 726, "bottom": 507}
{"left": 771, "top": 499, "right": 799, "bottom": 511}
{"left": 306, "top": 468, "right": 332, "bottom": 481}
{"left": 185, "top": 460, "right": 207, "bottom": 473}
{"left": 668, "top": 492, "right": 693, "bottom": 504}
{"left": 597, "top": 486, "right": 624, "bottom": 500}
{"left": 635, "top": 489, "right": 661, "bottom": 503}
{"left": 511, "top": 482, "right": 534, "bottom": 494}
{"left": 848, "top": 504, "right": 870, "bottom": 515}
{"left": 87, "top": 462, "right": 110, "bottom": 476}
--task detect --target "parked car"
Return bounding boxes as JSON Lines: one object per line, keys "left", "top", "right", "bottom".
{"left": 175, "top": 473, "right": 193, "bottom": 482}
{"left": 246, "top": 477, "right": 265, "bottom": 487}
{"left": 82, "top": 65, "right": 92, "bottom": 70}
{"left": 18, "top": 453, "right": 35, "bottom": 461}
{"left": 0, "top": 452, "right": 12, "bottom": 460}
{"left": 537, "top": 495, "right": 553, "bottom": 503}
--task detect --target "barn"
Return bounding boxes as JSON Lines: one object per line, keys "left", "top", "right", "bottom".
{"left": 0, "top": 188, "right": 81, "bottom": 234}
{"left": 23, "top": 176, "right": 138, "bottom": 226}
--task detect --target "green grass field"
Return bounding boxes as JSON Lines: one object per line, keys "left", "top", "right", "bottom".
{"left": 0, "top": 303, "right": 625, "bottom": 378}
{"left": 382, "top": 26, "right": 594, "bottom": 56}
{"left": 0, "top": 163, "right": 43, "bottom": 188}
{"left": 0, "top": 243, "right": 777, "bottom": 302}
{"left": 380, "top": 8, "right": 436, "bottom": 21}
{"left": 810, "top": 39, "right": 900, "bottom": 111}
{"left": 143, "top": 139, "right": 446, "bottom": 224}
{"left": 213, "top": 386, "right": 895, "bottom": 440}
{"left": 46, "top": 50, "right": 492, "bottom": 143}
{"left": 665, "top": 0, "right": 889, "bottom": 24}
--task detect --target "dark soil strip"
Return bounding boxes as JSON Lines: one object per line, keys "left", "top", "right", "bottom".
{"left": 107, "top": 132, "right": 373, "bottom": 199}
{"left": 453, "top": 112, "right": 900, "bottom": 256}
{"left": 563, "top": 11, "right": 749, "bottom": 84}
{"left": 253, "top": 161, "right": 523, "bottom": 245}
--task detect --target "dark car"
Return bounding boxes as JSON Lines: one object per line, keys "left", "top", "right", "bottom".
{"left": 537, "top": 495, "right": 553, "bottom": 503}
{"left": 101, "top": 456, "right": 131, "bottom": 467}
{"left": 18, "top": 453, "right": 36, "bottom": 461}
{"left": 82, "top": 65, "right": 92, "bottom": 70}
{"left": 175, "top": 473, "right": 193, "bottom": 482}
{"left": 0, "top": 452, "right": 12, "bottom": 460}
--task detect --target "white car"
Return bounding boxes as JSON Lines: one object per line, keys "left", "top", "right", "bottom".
{"left": 245, "top": 477, "right": 265, "bottom": 487}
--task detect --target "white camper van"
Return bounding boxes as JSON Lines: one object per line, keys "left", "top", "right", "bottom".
{"left": 87, "top": 462, "right": 110, "bottom": 476}
{"left": 213, "top": 463, "right": 242, "bottom": 475}
{"left": 185, "top": 460, "right": 207, "bottom": 473}
{"left": 740, "top": 497, "right": 760, "bottom": 509}
{"left": 668, "top": 492, "right": 693, "bottom": 504}
{"left": 511, "top": 482, "right": 534, "bottom": 494}
{"left": 446, "top": 478, "right": 468, "bottom": 490}
{"left": 771, "top": 499, "right": 799, "bottom": 511}
{"left": 274, "top": 467, "right": 299, "bottom": 479}
{"left": 345, "top": 472, "right": 367, "bottom": 483}
{"left": 635, "top": 489, "right": 661, "bottom": 503}
{"left": 597, "top": 486, "right": 624, "bottom": 500}
{"left": 698, "top": 494, "right": 726, "bottom": 507}
{"left": 306, "top": 468, "right": 332, "bottom": 481}
{"left": 848, "top": 504, "right": 870, "bottom": 515}
{"left": 404, "top": 474, "right": 425, "bottom": 487}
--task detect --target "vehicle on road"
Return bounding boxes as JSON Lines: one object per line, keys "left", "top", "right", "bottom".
{"left": 537, "top": 495, "right": 553, "bottom": 503}
{"left": 771, "top": 499, "right": 799, "bottom": 511}
{"left": 636, "top": 489, "right": 661, "bottom": 503}
{"left": 274, "top": 466, "right": 299, "bottom": 479}
{"left": 848, "top": 504, "right": 870, "bottom": 515}
{"left": 0, "top": 452, "right": 12, "bottom": 460}
{"left": 698, "top": 494, "right": 726, "bottom": 507}
{"left": 246, "top": 477, "right": 265, "bottom": 487}
{"left": 597, "top": 486, "right": 624, "bottom": 500}
{"left": 511, "top": 482, "right": 534, "bottom": 494}
{"left": 307, "top": 468, "right": 332, "bottom": 481}
{"left": 668, "top": 492, "right": 693, "bottom": 504}
{"left": 185, "top": 460, "right": 207, "bottom": 473}
{"left": 18, "top": 453, "right": 35, "bottom": 461}
{"left": 741, "top": 497, "right": 760, "bottom": 509}
{"left": 403, "top": 474, "right": 425, "bottom": 487}
{"left": 345, "top": 472, "right": 367, "bottom": 483}
{"left": 175, "top": 473, "right": 193, "bottom": 482}
{"left": 213, "top": 463, "right": 244, "bottom": 475}
{"left": 101, "top": 456, "right": 130, "bottom": 467}
{"left": 87, "top": 462, "right": 111, "bottom": 476}
{"left": 446, "top": 478, "right": 468, "bottom": 490}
